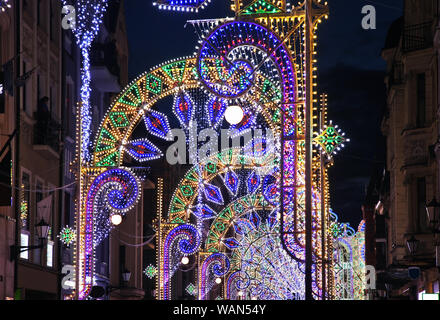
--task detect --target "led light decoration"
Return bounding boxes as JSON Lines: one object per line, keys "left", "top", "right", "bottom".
{"left": 203, "top": 183, "right": 224, "bottom": 205}
{"left": 110, "top": 213, "right": 122, "bottom": 226}
{"left": 79, "top": 167, "right": 140, "bottom": 299}
{"left": 143, "top": 110, "right": 173, "bottom": 141}
{"left": 314, "top": 122, "right": 349, "bottom": 159}
{"left": 186, "top": 283, "right": 197, "bottom": 296}
{"left": 0, "top": 0, "right": 11, "bottom": 12}
{"left": 62, "top": 0, "right": 109, "bottom": 163}
{"left": 331, "top": 210, "right": 366, "bottom": 300}
{"left": 206, "top": 96, "right": 228, "bottom": 128}
{"left": 224, "top": 105, "right": 244, "bottom": 125}
{"left": 223, "top": 170, "right": 240, "bottom": 196}
{"left": 124, "top": 139, "right": 163, "bottom": 162}
{"left": 144, "top": 264, "right": 158, "bottom": 279}
{"left": 80, "top": 0, "right": 354, "bottom": 301}
{"left": 173, "top": 91, "right": 195, "bottom": 128}
{"left": 162, "top": 224, "right": 201, "bottom": 299}
{"left": 58, "top": 226, "right": 77, "bottom": 246}
{"left": 199, "top": 253, "right": 230, "bottom": 300}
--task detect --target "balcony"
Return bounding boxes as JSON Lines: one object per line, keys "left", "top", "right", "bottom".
{"left": 403, "top": 22, "right": 433, "bottom": 53}
{"left": 33, "top": 115, "right": 61, "bottom": 159}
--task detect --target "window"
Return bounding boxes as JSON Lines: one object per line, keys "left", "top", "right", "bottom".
{"left": 46, "top": 240, "right": 54, "bottom": 267}
{"left": 22, "top": 62, "right": 27, "bottom": 113}
{"left": 20, "top": 231, "right": 30, "bottom": 260}
{"left": 416, "top": 73, "right": 426, "bottom": 127}
{"left": 416, "top": 177, "right": 429, "bottom": 233}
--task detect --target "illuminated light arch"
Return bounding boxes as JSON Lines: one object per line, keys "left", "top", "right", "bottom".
{"left": 162, "top": 224, "right": 201, "bottom": 300}
{"left": 78, "top": 167, "right": 141, "bottom": 299}
{"left": 92, "top": 57, "right": 281, "bottom": 168}
{"left": 198, "top": 252, "right": 230, "bottom": 300}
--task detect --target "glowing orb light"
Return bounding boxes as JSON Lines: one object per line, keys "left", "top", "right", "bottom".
{"left": 224, "top": 105, "right": 244, "bottom": 125}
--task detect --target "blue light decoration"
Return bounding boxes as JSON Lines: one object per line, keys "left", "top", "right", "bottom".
{"left": 61, "top": 0, "right": 109, "bottom": 163}
{"left": 206, "top": 96, "right": 227, "bottom": 128}
{"left": 222, "top": 237, "right": 240, "bottom": 250}
{"left": 82, "top": 167, "right": 140, "bottom": 299}
{"left": 223, "top": 170, "right": 239, "bottom": 196}
{"left": 173, "top": 91, "right": 194, "bottom": 128}
{"left": 248, "top": 211, "right": 261, "bottom": 229}
{"left": 203, "top": 183, "right": 224, "bottom": 205}
{"left": 0, "top": 0, "right": 11, "bottom": 12}
{"left": 247, "top": 171, "right": 260, "bottom": 194}
{"left": 192, "top": 204, "right": 217, "bottom": 220}
{"left": 163, "top": 224, "right": 201, "bottom": 300}
{"left": 200, "top": 253, "right": 230, "bottom": 300}
{"left": 233, "top": 218, "right": 255, "bottom": 235}
{"left": 229, "top": 109, "right": 256, "bottom": 138}
{"left": 153, "top": 0, "right": 212, "bottom": 12}
{"left": 143, "top": 110, "right": 172, "bottom": 140}
{"left": 124, "top": 139, "right": 163, "bottom": 162}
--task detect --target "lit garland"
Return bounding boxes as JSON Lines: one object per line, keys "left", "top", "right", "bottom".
{"left": 78, "top": 0, "right": 351, "bottom": 301}
{"left": 61, "top": 0, "right": 109, "bottom": 163}
{"left": 58, "top": 226, "right": 77, "bottom": 246}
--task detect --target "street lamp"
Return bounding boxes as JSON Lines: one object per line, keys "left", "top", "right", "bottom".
{"left": 406, "top": 235, "right": 420, "bottom": 255}
{"left": 10, "top": 218, "right": 50, "bottom": 261}
{"left": 121, "top": 268, "right": 131, "bottom": 284}
{"left": 426, "top": 199, "right": 440, "bottom": 233}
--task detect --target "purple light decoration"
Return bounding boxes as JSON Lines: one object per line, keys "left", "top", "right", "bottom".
{"left": 206, "top": 96, "right": 227, "bottom": 128}
{"left": 173, "top": 92, "right": 194, "bottom": 128}
{"left": 192, "top": 204, "right": 217, "bottom": 220}
{"left": 234, "top": 218, "right": 255, "bottom": 235}
{"left": 204, "top": 183, "right": 224, "bottom": 205}
{"left": 226, "top": 271, "right": 250, "bottom": 299}
{"left": 163, "top": 224, "right": 200, "bottom": 300}
{"left": 200, "top": 253, "right": 230, "bottom": 300}
{"left": 222, "top": 237, "right": 240, "bottom": 250}
{"left": 224, "top": 170, "right": 240, "bottom": 196}
{"left": 82, "top": 168, "right": 140, "bottom": 299}
{"left": 143, "top": 110, "right": 172, "bottom": 140}
{"left": 247, "top": 171, "right": 260, "bottom": 194}
{"left": 124, "top": 139, "right": 162, "bottom": 162}
{"left": 248, "top": 211, "right": 261, "bottom": 229}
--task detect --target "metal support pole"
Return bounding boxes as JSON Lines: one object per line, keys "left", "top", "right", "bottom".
{"left": 13, "top": 0, "right": 21, "bottom": 298}
{"left": 304, "top": 0, "right": 314, "bottom": 300}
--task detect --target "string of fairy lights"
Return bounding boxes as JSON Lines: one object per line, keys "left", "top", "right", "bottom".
{"left": 70, "top": 0, "right": 366, "bottom": 301}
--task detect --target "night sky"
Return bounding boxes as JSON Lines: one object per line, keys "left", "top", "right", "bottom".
{"left": 124, "top": 0, "right": 403, "bottom": 228}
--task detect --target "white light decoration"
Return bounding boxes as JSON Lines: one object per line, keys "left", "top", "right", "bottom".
{"left": 110, "top": 213, "right": 122, "bottom": 226}
{"left": 181, "top": 256, "right": 189, "bottom": 265}
{"left": 224, "top": 105, "right": 244, "bottom": 125}
{"left": 61, "top": 0, "right": 109, "bottom": 163}
{"left": 215, "top": 277, "right": 222, "bottom": 284}
{"left": 0, "top": 0, "right": 11, "bottom": 13}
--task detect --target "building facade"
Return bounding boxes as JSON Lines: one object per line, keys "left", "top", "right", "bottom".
{"left": 377, "top": 0, "right": 440, "bottom": 299}
{"left": 0, "top": 0, "right": 143, "bottom": 300}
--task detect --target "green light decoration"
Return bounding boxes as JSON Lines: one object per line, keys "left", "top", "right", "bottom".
{"left": 242, "top": 0, "right": 282, "bottom": 15}
{"left": 185, "top": 283, "right": 197, "bottom": 296}
{"left": 143, "top": 264, "right": 158, "bottom": 279}
{"left": 314, "top": 122, "right": 349, "bottom": 158}
{"left": 58, "top": 226, "right": 76, "bottom": 246}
